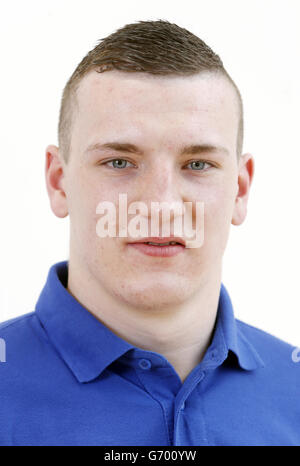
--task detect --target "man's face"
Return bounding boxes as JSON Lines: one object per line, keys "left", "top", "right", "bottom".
{"left": 56, "top": 70, "right": 251, "bottom": 310}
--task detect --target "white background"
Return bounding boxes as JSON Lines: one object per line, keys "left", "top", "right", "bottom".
{"left": 0, "top": 0, "right": 299, "bottom": 346}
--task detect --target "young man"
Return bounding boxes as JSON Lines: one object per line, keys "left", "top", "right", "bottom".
{"left": 0, "top": 19, "right": 299, "bottom": 446}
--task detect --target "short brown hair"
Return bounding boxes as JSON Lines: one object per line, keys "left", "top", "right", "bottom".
{"left": 58, "top": 19, "right": 243, "bottom": 163}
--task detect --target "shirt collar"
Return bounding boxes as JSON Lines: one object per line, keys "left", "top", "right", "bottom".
{"left": 35, "top": 260, "right": 264, "bottom": 383}
{"left": 35, "top": 260, "right": 134, "bottom": 383}
{"left": 213, "top": 281, "right": 265, "bottom": 371}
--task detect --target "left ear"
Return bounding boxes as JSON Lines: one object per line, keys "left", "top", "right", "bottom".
{"left": 231, "top": 153, "right": 255, "bottom": 226}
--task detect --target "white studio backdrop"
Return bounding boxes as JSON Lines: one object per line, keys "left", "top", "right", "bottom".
{"left": 0, "top": 0, "right": 299, "bottom": 347}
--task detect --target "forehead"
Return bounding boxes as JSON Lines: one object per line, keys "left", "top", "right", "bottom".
{"left": 73, "top": 70, "right": 239, "bottom": 154}
{"left": 77, "top": 69, "right": 238, "bottom": 112}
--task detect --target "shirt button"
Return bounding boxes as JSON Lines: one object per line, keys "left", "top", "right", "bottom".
{"left": 210, "top": 349, "right": 218, "bottom": 359}
{"left": 138, "top": 358, "right": 152, "bottom": 370}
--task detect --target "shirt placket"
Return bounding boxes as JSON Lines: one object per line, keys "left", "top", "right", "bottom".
{"left": 133, "top": 352, "right": 182, "bottom": 445}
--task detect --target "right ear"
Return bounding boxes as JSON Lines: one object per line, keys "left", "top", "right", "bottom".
{"left": 45, "top": 144, "right": 69, "bottom": 218}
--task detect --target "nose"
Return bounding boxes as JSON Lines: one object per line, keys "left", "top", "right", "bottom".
{"left": 132, "top": 160, "right": 185, "bottom": 236}
{"left": 138, "top": 160, "right": 183, "bottom": 206}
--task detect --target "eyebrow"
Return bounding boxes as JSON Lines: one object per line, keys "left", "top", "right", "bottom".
{"left": 85, "top": 141, "right": 229, "bottom": 157}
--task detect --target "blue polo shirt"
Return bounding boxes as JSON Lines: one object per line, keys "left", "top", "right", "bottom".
{"left": 0, "top": 260, "right": 299, "bottom": 446}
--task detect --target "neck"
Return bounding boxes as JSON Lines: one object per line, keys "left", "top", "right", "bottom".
{"left": 67, "top": 258, "right": 222, "bottom": 383}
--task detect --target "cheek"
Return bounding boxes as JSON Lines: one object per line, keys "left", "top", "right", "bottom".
{"left": 67, "top": 177, "right": 101, "bottom": 245}
{"left": 202, "top": 183, "right": 236, "bottom": 252}
{"left": 68, "top": 168, "right": 111, "bottom": 220}
{"left": 207, "top": 184, "right": 235, "bottom": 216}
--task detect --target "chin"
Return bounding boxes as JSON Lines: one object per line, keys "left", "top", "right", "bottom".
{"left": 113, "top": 278, "right": 193, "bottom": 311}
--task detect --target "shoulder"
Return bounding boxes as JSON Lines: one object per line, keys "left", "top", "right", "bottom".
{"left": 0, "top": 312, "right": 35, "bottom": 331}
{"left": 236, "top": 318, "right": 300, "bottom": 382}
{"left": 0, "top": 312, "right": 37, "bottom": 348}
{"left": 0, "top": 312, "right": 42, "bottom": 352}
{"left": 237, "top": 318, "right": 297, "bottom": 356}
{"left": 0, "top": 311, "right": 53, "bottom": 381}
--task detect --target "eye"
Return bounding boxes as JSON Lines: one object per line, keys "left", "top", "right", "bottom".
{"left": 185, "top": 160, "right": 212, "bottom": 171}
{"left": 103, "top": 158, "right": 134, "bottom": 169}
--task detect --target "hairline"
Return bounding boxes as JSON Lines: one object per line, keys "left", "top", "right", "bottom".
{"left": 60, "top": 69, "right": 243, "bottom": 163}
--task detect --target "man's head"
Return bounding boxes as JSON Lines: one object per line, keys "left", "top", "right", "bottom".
{"left": 45, "top": 20, "right": 254, "bottom": 312}
{"left": 58, "top": 19, "right": 243, "bottom": 164}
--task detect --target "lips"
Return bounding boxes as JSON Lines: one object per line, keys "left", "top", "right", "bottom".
{"left": 146, "top": 241, "right": 178, "bottom": 246}
{"left": 127, "top": 237, "right": 186, "bottom": 257}
{"left": 128, "top": 237, "right": 186, "bottom": 247}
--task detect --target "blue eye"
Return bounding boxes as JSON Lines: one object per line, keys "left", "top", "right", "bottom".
{"left": 101, "top": 158, "right": 212, "bottom": 171}
{"left": 105, "top": 159, "right": 134, "bottom": 169}
{"left": 186, "top": 161, "right": 210, "bottom": 170}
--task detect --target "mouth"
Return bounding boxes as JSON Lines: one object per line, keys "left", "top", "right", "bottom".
{"left": 127, "top": 237, "right": 186, "bottom": 257}
{"left": 128, "top": 237, "right": 186, "bottom": 246}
